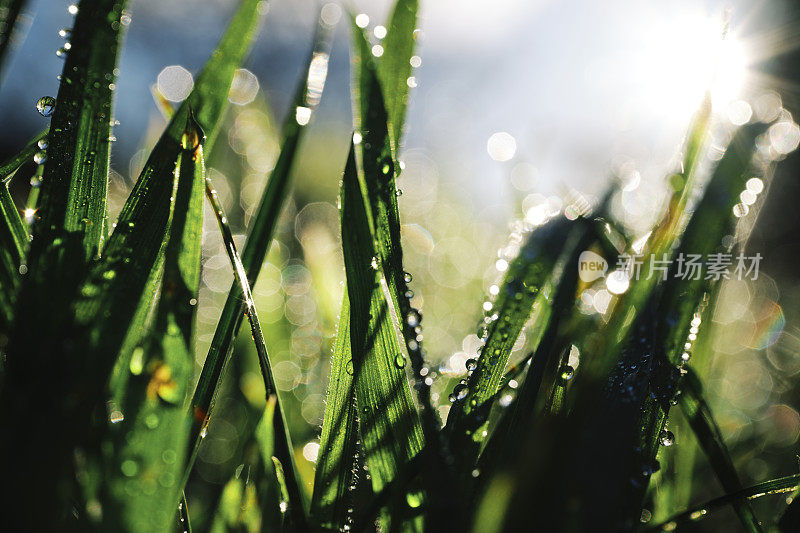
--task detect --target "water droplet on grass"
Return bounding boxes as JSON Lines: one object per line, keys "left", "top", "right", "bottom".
{"left": 449, "top": 382, "right": 468, "bottom": 402}
{"left": 36, "top": 96, "right": 56, "bottom": 117}
{"left": 33, "top": 152, "right": 47, "bottom": 165}
{"left": 659, "top": 430, "right": 674, "bottom": 447}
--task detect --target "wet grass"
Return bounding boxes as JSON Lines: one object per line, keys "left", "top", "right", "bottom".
{"left": 0, "top": 0, "right": 798, "bottom": 531}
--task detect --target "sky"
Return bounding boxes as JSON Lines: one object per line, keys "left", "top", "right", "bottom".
{"left": 0, "top": 0, "right": 785, "bottom": 226}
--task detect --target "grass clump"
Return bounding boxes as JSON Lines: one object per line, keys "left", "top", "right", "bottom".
{"left": 0, "top": 0, "right": 797, "bottom": 531}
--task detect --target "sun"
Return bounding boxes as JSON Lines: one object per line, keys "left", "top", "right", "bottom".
{"left": 636, "top": 12, "right": 750, "bottom": 117}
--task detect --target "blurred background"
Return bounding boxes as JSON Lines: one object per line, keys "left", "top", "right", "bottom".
{"left": 2, "top": 0, "right": 800, "bottom": 528}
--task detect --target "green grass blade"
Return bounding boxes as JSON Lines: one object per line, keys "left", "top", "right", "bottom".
{"left": 189, "top": 14, "right": 334, "bottom": 462}
{"left": 210, "top": 477, "right": 262, "bottom": 533}
{"left": 0, "top": 182, "right": 26, "bottom": 330}
{"left": 339, "top": 142, "right": 425, "bottom": 528}
{"left": 582, "top": 98, "right": 712, "bottom": 385}
{"left": 311, "top": 290, "right": 360, "bottom": 530}
{"left": 648, "top": 472, "right": 800, "bottom": 532}
{"left": 101, "top": 118, "right": 205, "bottom": 532}
{"left": 254, "top": 395, "right": 291, "bottom": 530}
{"left": 179, "top": 492, "right": 192, "bottom": 533}
{"left": 0, "top": 0, "right": 27, "bottom": 82}
{"left": 445, "top": 217, "right": 577, "bottom": 462}
{"left": 106, "top": 0, "right": 265, "bottom": 402}
{"left": 0, "top": 129, "right": 48, "bottom": 182}
{"left": 351, "top": 14, "right": 439, "bottom": 455}
{"left": 376, "top": 0, "right": 418, "bottom": 150}
{"left": 0, "top": 1, "right": 264, "bottom": 521}
{"left": 32, "top": 0, "right": 127, "bottom": 261}
{"left": 202, "top": 176, "right": 307, "bottom": 529}
{"left": 679, "top": 368, "right": 762, "bottom": 532}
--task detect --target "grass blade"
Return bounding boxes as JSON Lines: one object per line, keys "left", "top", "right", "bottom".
{"left": 679, "top": 368, "right": 762, "bottom": 531}
{"left": 0, "top": 0, "right": 265, "bottom": 522}
{"left": 179, "top": 492, "right": 192, "bottom": 533}
{"left": 648, "top": 472, "right": 800, "bottom": 532}
{"left": 337, "top": 142, "right": 425, "bottom": 529}
{"left": 351, "top": 14, "right": 439, "bottom": 463}
{"left": 202, "top": 176, "right": 307, "bottom": 529}
{"left": 188, "top": 13, "right": 334, "bottom": 464}
{"left": 582, "top": 97, "right": 712, "bottom": 385}
{"left": 0, "top": 129, "right": 48, "bottom": 182}
{"left": 0, "top": 181, "right": 26, "bottom": 331}
{"left": 32, "top": 0, "right": 127, "bottom": 261}
{"left": 445, "top": 217, "right": 578, "bottom": 464}
{"left": 311, "top": 289, "right": 361, "bottom": 530}
{"left": 376, "top": 0, "right": 418, "bottom": 150}
{"left": 100, "top": 116, "right": 205, "bottom": 532}
{"left": 254, "top": 395, "right": 291, "bottom": 530}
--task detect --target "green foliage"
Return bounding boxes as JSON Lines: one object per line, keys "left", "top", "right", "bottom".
{"left": 0, "top": 0, "right": 796, "bottom": 531}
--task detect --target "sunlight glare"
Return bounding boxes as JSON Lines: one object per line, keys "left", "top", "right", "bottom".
{"left": 637, "top": 14, "right": 749, "bottom": 117}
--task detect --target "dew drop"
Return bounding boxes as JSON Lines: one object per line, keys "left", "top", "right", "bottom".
{"left": 465, "top": 358, "right": 478, "bottom": 372}
{"left": 406, "top": 309, "right": 421, "bottom": 327}
{"left": 346, "top": 359, "right": 354, "bottom": 375}
{"left": 36, "top": 96, "right": 56, "bottom": 117}
{"left": 659, "top": 430, "right": 675, "bottom": 447}
{"left": 560, "top": 365, "right": 575, "bottom": 382}
{"left": 37, "top": 139, "right": 48, "bottom": 150}
{"left": 394, "top": 355, "right": 406, "bottom": 369}
{"left": 449, "top": 383, "right": 468, "bottom": 402}
{"left": 33, "top": 152, "right": 47, "bottom": 165}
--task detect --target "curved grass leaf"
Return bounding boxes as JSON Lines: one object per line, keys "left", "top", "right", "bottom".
{"left": 0, "top": 128, "right": 48, "bottom": 182}
{"left": 32, "top": 0, "right": 127, "bottom": 261}
{"left": 201, "top": 175, "right": 307, "bottom": 529}
{"left": 320, "top": 143, "right": 425, "bottom": 530}
{"left": 0, "top": 1, "right": 264, "bottom": 522}
{"left": 101, "top": 120, "right": 205, "bottom": 532}
{"left": 179, "top": 492, "right": 192, "bottom": 533}
{"left": 189, "top": 13, "right": 334, "bottom": 464}
{"left": 104, "top": 0, "right": 264, "bottom": 399}
{"left": 376, "top": 0, "right": 418, "bottom": 151}
{"left": 351, "top": 13, "right": 440, "bottom": 458}
{"left": 475, "top": 221, "right": 594, "bottom": 477}
{"left": 582, "top": 97, "right": 712, "bottom": 385}
{"left": 648, "top": 472, "right": 800, "bottom": 532}
{"left": 0, "top": 182, "right": 26, "bottom": 320}
{"left": 310, "top": 289, "right": 360, "bottom": 530}
{"left": 679, "top": 368, "right": 761, "bottom": 532}
{"left": 445, "top": 217, "right": 577, "bottom": 464}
